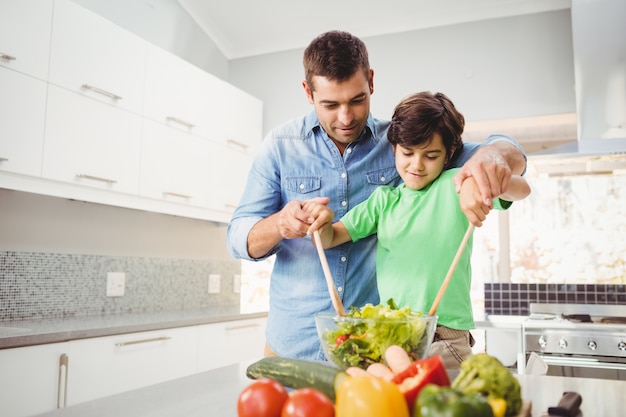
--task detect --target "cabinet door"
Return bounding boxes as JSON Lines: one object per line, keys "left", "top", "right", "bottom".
{"left": 67, "top": 326, "right": 198, "bottom": 406}
{"left": 139, "top": 119, "right": 211, "bottom": 207}
{"left": 0, "top": 67, "right": 47, "bottom": 177}
{"left": 0, "top": 342, "right": 69, "bottom": 417}
{"left": 48, "top": 0, "right": 145, "bottom": 114}
{"left": 197, "top": 318, "right": 266, "bottom": 372}
{"left": 207, "top": 141, "right": 254, "bottom": 214}
{"left": 0, "top": 0, "right": 53, "bottom": 81}
{"left": 42, "top": 85, "right": 142, "bottom": 194}
{"left": 213, "top": 81, "right": 263, "bottom": 151}
{"left": 143, "top": 44, "right": 220, "bottom": 140}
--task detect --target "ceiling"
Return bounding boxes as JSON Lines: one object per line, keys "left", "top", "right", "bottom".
{"left": 177, "top": 0, "right": 571, "bottom": 59}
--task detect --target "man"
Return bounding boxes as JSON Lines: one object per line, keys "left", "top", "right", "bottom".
{"left": 227, "top": 30, "right": 526, "bottom": 360}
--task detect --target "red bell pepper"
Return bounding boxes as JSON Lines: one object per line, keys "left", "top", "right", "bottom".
{"left": 391, "top": 355, "right": 451, "bottom": 414}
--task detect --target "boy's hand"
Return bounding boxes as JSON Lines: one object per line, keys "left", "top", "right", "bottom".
{"left": 301, "top": 198, "right": 334, "bottom": 235}
{"left": 459, "top": 176, "right": 492, "bottom": 227}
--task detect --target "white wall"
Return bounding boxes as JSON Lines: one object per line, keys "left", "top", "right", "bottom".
{"left": 0, "top": 189, "right": 229, "bottom": 260}
{"left": 230, "top": 10, "right": 576, "bottom": 137}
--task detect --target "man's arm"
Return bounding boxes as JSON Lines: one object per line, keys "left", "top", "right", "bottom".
{"left": 453, "top": 139, "right": 527, "bottom": 207}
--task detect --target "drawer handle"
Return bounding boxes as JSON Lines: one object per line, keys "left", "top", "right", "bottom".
{"left": 227, "top": 139, "right": 249, "bottom": 151}
{"left": 166, "top": 116, "right": 195, "bottom": 129}
{"left": 0, "top": 157, "right": 8, "bottom": 162}
{"left": 81, "top": 84, "right": 122, "bottom": 101}
{"left": 163, "top": 191, "right": 192, "bottom": 200}
{"left": 225, "top": 323, "right": 261, "bottom": 331}
{"left": 76, "top": 173, "right": 118, "bottom": 185}
{"left": 57, "top": 353, "right": 69, "bottom": 409}
{"left": 0, "top": 52, "right": 16, "bottom": 61}
{"left": 115, "top": 336, "right": 172, "bottom": 347}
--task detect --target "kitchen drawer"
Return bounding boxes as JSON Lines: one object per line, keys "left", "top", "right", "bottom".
{"left": 66, "top": 326, "right": 198, "bottom": 406}
{"left": 197, "top": 318, "right": 266, "bottom": 372}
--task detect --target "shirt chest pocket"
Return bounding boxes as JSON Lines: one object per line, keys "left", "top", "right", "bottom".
{"left": 366, "top": 167, "right": 400, "bottom": 186}
{"left": 284, "top": 177, "right": 321, "bottom": 195}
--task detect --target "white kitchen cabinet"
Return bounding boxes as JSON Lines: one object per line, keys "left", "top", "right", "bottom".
{"left": 0, "top": 0, "right": 53, "bottom": 81}
{"left": 42, "top": 85, "right": 142, "bottom": 195}
{"left": 0, "top": 67, "right": 47, "bottom": 177}
{"left": 48, "top": 0, "right": 145, "bottom": 115}
{"left": 212, "top": 80, "right": 263, "bottom": 151}
{"left": 207, "top": 141, "right": 254, "bottom": 213}
{"left": 197, "top": 317, "right": 266, "bottom": 372}
{"left": 139, "top": 119, "right": 211, "bottom": 207}
{"left": 66, "top": 326, "right": 198, "bottom": 406}
{"left": 143, "top": 44, "right": 222, "bottom": 140}
{"left": 0, "top": 342, "right": 69, "bottom": 417}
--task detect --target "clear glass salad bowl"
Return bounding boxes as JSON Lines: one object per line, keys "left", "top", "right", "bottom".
{"left": 315, "top": 306, "right": 437, "bottom": 370}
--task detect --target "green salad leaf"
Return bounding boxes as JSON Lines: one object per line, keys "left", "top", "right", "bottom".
{"left": 322, "top": 299, "right": 430, "bottom": 369}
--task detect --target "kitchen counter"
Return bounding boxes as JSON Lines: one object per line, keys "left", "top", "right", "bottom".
{"left": 0, "top": 307, "right": 268, "bottom": 349}
{"left": 32, "top": 359, "right": 626, "bottom": 417}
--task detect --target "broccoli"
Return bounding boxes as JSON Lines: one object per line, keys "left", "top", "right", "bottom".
{"left": 451, "top": 353, "right": 522, "bottom": 416}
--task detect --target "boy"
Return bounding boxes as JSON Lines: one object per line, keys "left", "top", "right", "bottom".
{"left": 304, "top": 91, "right": 530, "bottom": 368}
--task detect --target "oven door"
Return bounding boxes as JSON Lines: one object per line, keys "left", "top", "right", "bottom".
{"left": 531, "top": 353, "right": 626, "bottom": 380}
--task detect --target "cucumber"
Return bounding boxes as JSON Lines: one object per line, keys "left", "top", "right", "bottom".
{"left": 246, "top": 356, "right": 348, "bottom": 401}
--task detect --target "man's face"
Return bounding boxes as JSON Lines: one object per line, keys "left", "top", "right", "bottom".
{"left": 303, "top": 70, "right": 374, "bottom": 148}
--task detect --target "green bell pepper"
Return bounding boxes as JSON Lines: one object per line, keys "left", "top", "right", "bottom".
{"left": 413, "top": 384, "right": 494, "bottom": 417}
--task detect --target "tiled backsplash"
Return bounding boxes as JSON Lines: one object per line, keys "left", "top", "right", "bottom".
{"left": 0, "top": 251, "right": 240, "bottom": 321}
{"left": 484, "top": 283, "right": 626, "bottom": 315}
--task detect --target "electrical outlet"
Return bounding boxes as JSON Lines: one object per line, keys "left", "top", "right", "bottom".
{"left": 208, "top": 274, "right": 221, "bottom": 294}
{"left": 232, "top": 274, "right": 241, "bottom": 294}
{"left": 106, "top": 272, "right": 126, "bottom": 297}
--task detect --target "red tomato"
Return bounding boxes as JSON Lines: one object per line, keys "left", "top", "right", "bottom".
{"left": 281, "top": 388, "right": 335, "bottom": 417}
{"left": 238, "top": 378, "right": 289, "bottom": 417}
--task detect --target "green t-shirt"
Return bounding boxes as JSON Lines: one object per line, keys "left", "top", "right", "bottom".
{"left": 341, "top": 169, "right": 510, "bottom": 330}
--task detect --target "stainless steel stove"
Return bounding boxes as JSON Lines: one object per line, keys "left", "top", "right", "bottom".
{"left": 522, "top": 303, "right": 626, "bottom": 380}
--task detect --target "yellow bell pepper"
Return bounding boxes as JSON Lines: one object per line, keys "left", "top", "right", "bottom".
{"left": 336, "top": 374, "right": 410, "bottom": 417}
{"left": 488, "top": 397, "right": 507, "bottom": 417}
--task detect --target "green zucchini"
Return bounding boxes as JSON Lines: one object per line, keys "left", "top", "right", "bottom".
{"left": 246, "top": 356, "right": 348, "bottom": 401}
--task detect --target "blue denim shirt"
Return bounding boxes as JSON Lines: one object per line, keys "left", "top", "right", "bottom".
{"left": 227, "top": 110, "right": 522, "bottom": 360}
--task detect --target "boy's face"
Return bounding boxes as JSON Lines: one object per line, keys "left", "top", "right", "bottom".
{"left": 394, "top": 133, "right": 448, "bottom": 190}
{"left": 303, "top": 69, "right": 374, "bottom": 151}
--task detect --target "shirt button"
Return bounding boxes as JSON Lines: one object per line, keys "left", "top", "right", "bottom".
{"left": 341, "top": 172, "right": 347, "bottom": 178}
{"left": 341, "top": 201, "right": 347, "bottom": 207}
{"left": 346, "top": 148, "right": 352, "bottom": 154}
{"left": 337, "top": 286, "right": 343, "bottom": 292}
{"left": 299, "top": 183, "right": 305, "bottom": 190}
{"left": 341, "top": 256, "right": 347, "bottom": 262}
{"left": 380, "top": 176, "right": 386, "bottom": 182}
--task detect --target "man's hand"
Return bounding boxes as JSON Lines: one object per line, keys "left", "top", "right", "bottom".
{"left": 246, "top": 197, "right": 330, "bottom": 259}
{"left": 276, "top": 197, "right": 330, "bottom": 239}
{"left": 453, "top": 142, "right": 525, "bottom": 207}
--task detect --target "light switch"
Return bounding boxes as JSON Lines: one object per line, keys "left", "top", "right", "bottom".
{"left": 232, "top": 274, "right": 241, "bottom": 293}
{"left": 208, "top": 274, "right": 221, "bottom": 294}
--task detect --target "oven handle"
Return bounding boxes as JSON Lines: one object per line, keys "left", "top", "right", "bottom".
{"left": 539, "top": 355, "right": 626, "bottom": 371}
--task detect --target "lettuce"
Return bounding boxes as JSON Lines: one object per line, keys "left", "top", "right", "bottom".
{"left": 323, "top": 299, "right": 429, "bottom": 369}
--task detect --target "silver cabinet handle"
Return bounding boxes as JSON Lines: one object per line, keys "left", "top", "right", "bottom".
{"left": 57, "top": 353, "right": 69, "bottom": 409}
{"left": 81, "top": 84, "right": 122, "bottom": 101}
{"left": 227, "top": 139, "right": 248, "bottom": 151}
{"left": 163, "top": 191, "right": 192, "bottom": 200}
{"left": 225, "top": 323, "right": 261, "bottom": 332}
{"left": 115, "top": 336, "right": 172, "bottom": 347}
{"left": 76, "top": 173, "right": 118, "bottom": 184}
{"left": 166, "top": 116, "right": 195, "bottom": 129}
{"left": 0, "top": 52, "right": 16, "bottom": 61}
